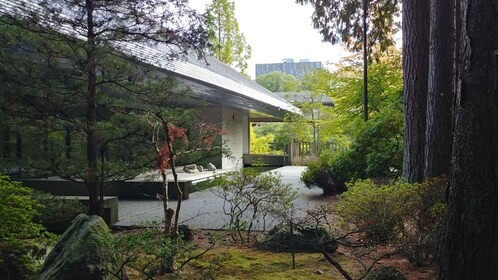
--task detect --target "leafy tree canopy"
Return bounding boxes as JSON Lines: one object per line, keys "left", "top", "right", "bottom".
{"left": 329, "top": 51, "right": 402, "bottom": 135}
{"left": 206, "top": 0, "right": 252, "bottom": 74}
{"left": 255, "top": 71, "right": 300, "bottom": 92}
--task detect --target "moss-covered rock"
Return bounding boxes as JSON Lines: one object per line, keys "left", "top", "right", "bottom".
{"left": 39, "top": 214, "right": 119, "bottom": 280}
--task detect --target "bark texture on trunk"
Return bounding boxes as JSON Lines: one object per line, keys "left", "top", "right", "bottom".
{"left": 402, "top": 0, "right": 430, "bottom": 183}
{"left": 424, "top": 0, "right": 455, "bottom": 178}
{"left": 85, "top": 0, "right": 102, "bottom": 217}
{"left": 437, "top": 1, "right": 498, "bottom": 278}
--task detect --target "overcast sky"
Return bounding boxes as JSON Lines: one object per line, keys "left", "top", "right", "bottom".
{"left": 189, "top": 0, "right": 348, "bottom": 79}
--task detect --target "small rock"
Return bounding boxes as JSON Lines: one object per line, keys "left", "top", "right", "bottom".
{"left": 206, "top": 163, "right": 216, "bottom": 171}
{"left": 178, "top": 224, "right": 193, "bottom": 241}
{"left": 316, "top": 269, "right": 324, "bottom": 275}
{"left": 197, "top": 165, "right": 204, "bottom": 172}
{"left": 184, "top": 164, "right": 199, "bottom": 173}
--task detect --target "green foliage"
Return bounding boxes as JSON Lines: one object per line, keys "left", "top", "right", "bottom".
{"left": 1, "top": 0, "right": 208, "bottom": 216}
{"left": 337, "top": 179, "right": 412, "bottom": 239}
{"left": 260, "top": 224, "right": 337, "bottom": 253}
{"left": 301, "top": 53, "right": 403, "bottom": 193}
{"left": 206, "top": 0, "right": 251, "bottom": 74}
{"left": 301, "top": 152, "right": 346, "bottom": 195}
{"left": 107, "top": 223, "right": 212, "bottom": 278}
{"left": 330, "top": 53, "right": 403, "bottom": 135}
{"left": 301, "top": 110, "right": 403, "bottom": 194}
{"left": 33, "top": 192, "right": 86, "bottom": 234}
{"left": 250, "top": 125, "right": 282, "bottom": 155}
{"left": 337, "top": 177, "right": 447, "bottom": 264}
{"left": 211, "top": 169, "right": 298, "bottom": 242}
{"left": 0, "top": 176, "right": 55, "bottom": 279}
{"left": 255, "top": 72, "right": 300, "bottom": 92}
{"left": 253, "top": 122, "right": 294, "bottom": 152}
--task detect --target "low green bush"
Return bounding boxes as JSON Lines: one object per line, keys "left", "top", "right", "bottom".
{"left": 33, "top": 192, "right": 86, "bottom": 233}
{"left": 337, "top": 177, "right": 447, "bottom": 265}
{"left": 105, "top": 222, "right": 210, "bottom": 278}
{"left": 259, "top": 223, "right": 338, "bottom": 253}
{"left": 301, "top": 111, "right": 403, "bottom": 195}
{"left": 210, "top": 168, "right": 297, "bottom": 242}
{"left": 301, "top": 152, "right": 346, "bottom": 195}
{"left": 0, "top": 175, "right": 55, "bottom": 279}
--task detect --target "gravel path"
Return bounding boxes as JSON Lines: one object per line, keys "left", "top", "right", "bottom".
{"left": 115, "top": 166, "right": 326, "bottom": 230}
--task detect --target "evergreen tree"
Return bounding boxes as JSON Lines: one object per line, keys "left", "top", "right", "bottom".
{"left": 0, "top": 0, "right": 208, "bottom": 217}
{"left": 295, "top": 0, "right": 399, "bottom": 55}
{"left": 424, "top": 0, "right": 455, "bottom": 178}
{"left": 437, "top": 0, "right": 498, "bottom": 277}
{"left": 401, "top": 0, "right": 430, "bottom": 183}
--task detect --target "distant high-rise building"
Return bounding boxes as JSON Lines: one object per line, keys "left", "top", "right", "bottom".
{"left": 255, "top": 58, "right": 323, "bottom": 78}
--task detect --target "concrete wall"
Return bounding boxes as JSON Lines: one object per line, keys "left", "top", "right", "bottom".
{"left": 222, "top": 108, "right": 246, "bottom": 170}
{"left": 242, "top": 115, "right": 250, "bottom": 154}
{"left": 198, "top": 107, "right": 248, "bottom": 170}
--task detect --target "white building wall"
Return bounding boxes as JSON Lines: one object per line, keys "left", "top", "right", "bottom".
{"left": 222, "top": 108, "right": 246, "bottom": 170}
{"left": 242, "top": 115, "right": 249, "bottom": 155}
{"left": 198, "top": 107, "right": 248, "bottom": 170}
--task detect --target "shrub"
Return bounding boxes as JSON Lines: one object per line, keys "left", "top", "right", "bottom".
{"left": 301, "top": 111, "right": 403, "bottom": 195}
{"left": 336, "top": 177, "right": 447, "bottom": 265}
{"left": 210, "top": 168, "right": 298, "bottom": 242}
{"left": 366, "top": 266, "right": 407, "bottom": 280}
{"left": 33, "top": 192, "right": 86, "bottom": 233}
{"left": 259, "top": 223, "right": 338, "bottom": 253}
{"left": 0, "top": 175, "right": 55, "bottom": 279}
{"left": 106, "top": 222, "right": 220, "bottom": 278}
{"left": 337, "top": 179, "right": 413, "bottom": 239}
{"left": 301, "top": 152, "right": 346, "bottom": 195}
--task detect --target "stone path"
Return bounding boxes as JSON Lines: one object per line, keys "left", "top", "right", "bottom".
{"left": 115, "top": 166, "right": 326, "bottom": 230}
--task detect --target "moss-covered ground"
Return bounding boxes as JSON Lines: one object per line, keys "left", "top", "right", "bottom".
{"left": 177, "top": 247, "right": 354, "bottom": 280}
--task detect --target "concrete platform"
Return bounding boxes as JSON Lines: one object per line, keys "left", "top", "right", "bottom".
{"left": 21, "top": 167, "right": 233, "bottom": 200}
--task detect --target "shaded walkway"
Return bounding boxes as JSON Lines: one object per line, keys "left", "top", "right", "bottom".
{"left": 115, "top": 166, "right": 325, "bottom": 230}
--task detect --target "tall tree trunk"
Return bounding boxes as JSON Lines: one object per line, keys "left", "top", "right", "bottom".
{"left": 424, "top": 0, "right": 455, "bottom": 178}
{"left": 85, "top": 0, "right": 102, "bottom": 217}
{"left": 437, "top": 1, "right": 498, "bottom": 278}
{"left": 362, "top": 0, "right": 368, "bottom": 122}
{"left": 402, "top": 0, "right": 430, "bottom": 183}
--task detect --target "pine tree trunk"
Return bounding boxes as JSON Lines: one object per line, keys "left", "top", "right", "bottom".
{"left": 424, "top": 0, "right": 455, "bottom": 178}
{"left": 85, "top": 0, "right": 103, "bottom": 217}
{"left": 402, "top": 0, "right": 430, "bottom": 183}
{"left": 437, "top": 1, "right": 498, "bottom": 278}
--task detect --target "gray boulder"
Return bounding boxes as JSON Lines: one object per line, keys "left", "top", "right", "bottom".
{"left": 39, "top": 214, "right": 121, "bottom": 280}
{"left": 206, "top": 163, "right": 216, "bottom": 171}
